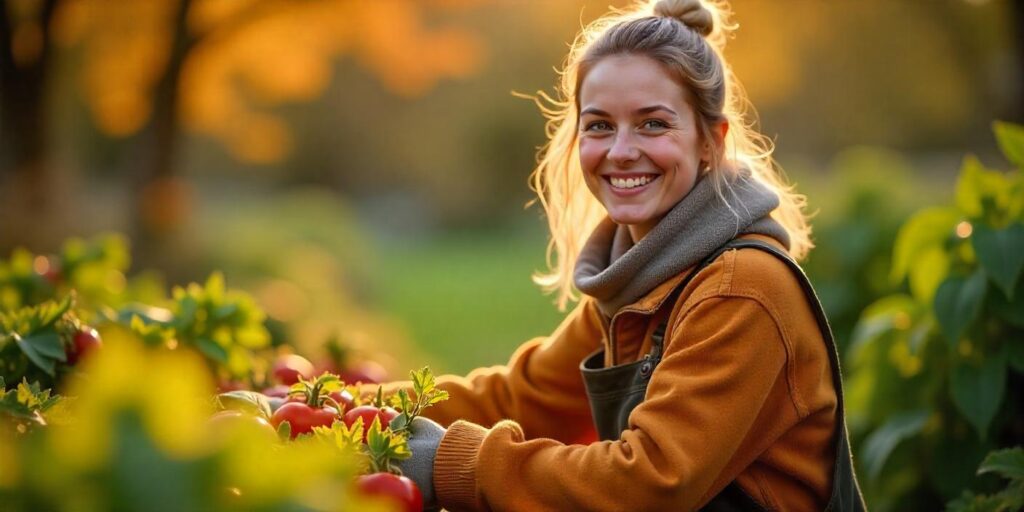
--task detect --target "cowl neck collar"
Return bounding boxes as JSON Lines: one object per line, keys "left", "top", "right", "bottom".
{"left": 573, "top": 169, "right": 790, "bottom": 317}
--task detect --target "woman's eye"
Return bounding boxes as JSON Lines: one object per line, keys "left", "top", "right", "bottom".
{"left": 584, "top": 120, "right": 612, "bottom": 132}
{"left": 641, "top": 119, "right": 668, "bottom": 130}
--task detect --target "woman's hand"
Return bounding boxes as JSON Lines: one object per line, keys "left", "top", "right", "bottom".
{"left": 396, "top": 416, "right": 447, "bottom": 510}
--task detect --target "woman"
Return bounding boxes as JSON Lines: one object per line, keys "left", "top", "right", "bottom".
{"left": 379, "top": 0, "right": 866, "bottom": 510}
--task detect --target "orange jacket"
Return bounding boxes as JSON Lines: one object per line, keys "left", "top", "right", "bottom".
{"left": 380, "top": 235, "right": 838, "bottom": 511}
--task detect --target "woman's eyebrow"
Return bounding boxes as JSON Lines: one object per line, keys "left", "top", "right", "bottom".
{"left": 636, "top": 105, "right": 677, "bottom": 116}
{"left": 579, "top": 105, "right": 678, "bottom": 117}
{"left": 580, "top": 107, "right": 609, "bottom": 117}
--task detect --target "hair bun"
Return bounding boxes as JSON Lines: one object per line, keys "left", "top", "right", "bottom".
{"left": 653, "top": 0, "right": 713, "bottom": 36}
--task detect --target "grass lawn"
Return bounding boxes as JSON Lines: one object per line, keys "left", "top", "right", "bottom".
{"left": 368, "top": 224, "right": 567, "bottom": 376}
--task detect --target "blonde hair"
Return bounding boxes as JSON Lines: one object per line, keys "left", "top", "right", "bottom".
{"left": 529, "top": 0, "right": 812, "bottom": 310}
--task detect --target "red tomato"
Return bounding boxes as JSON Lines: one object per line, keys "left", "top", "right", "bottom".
{"left": 338, "top": 361, "right": 387, "bottom": 385}
{"left": 328, "top": 389, "right": 355, "bottom": 414}
{"left": 272, "top": 354, "right": 315, "bottom": 385}
{"left": 270, "top": 402, "right": 339, "bottom": 439}
{"left": 342, "top": 405, "right": 399, "bottom": 441}
{"left": 355, "top": 473, "right": 423, "bottom": 512}
{"left": 66, "top": 328, "right": 102, "bottom": 365}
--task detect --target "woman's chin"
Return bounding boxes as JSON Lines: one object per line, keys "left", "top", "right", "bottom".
{"left": 607, "top": 211, "right": 653, "bottom": 229}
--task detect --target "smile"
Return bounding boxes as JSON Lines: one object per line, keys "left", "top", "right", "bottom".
{"left": 606, "top": 174, "right": 659, "bottom": 190}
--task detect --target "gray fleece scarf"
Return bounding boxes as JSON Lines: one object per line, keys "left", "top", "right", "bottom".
{"left": 573, "top": 170, "right": 791, "bottom": 317}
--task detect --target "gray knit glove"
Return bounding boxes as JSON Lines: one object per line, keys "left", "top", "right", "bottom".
{"left": 395, "top": 416, "right": 446, "bottom": 510}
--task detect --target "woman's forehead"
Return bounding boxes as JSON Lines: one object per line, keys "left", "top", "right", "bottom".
{"left": 579, "top": 55, "right": 689, "bottom": 112}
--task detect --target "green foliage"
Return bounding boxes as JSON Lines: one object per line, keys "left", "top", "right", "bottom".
{"left": 166, "top": 272, "right": 271, "bottom": 379}
{"left": 848, "top": 122, "right": 1024, "bottom": 510}
{"left": 215, "top": 390, "right": 273, "bottom": 419}
{"left": 363, "top": 416, "right": 411, "bottom": 474}
{"left": 947, "top": 447, "right": 1024, "bottom": 512}
{"left": 799, "top": 148, "right": 935, "bottom": 353}
{"left": 0, "top": 296, "right": 75, "bottom": 385}
{"left": 0, "top": 378, "right": 65, "bottom": 433}
{"left": 390, "top": 366, "right": 448, "bottom": 434}
{"left": 1, "top": 235, "right": 275, "bottom": 387}
{"left": 0, "top": 233, "right": 132, "bottom": 315}
{"left": 0, "top": 337, "right": 370, "bottom": 512}
{"left": 114, "top": 272, "right": 271, "bottom": 382}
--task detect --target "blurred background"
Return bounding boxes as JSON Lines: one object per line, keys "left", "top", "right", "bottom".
{"left": 3, "top": 1, "right": 1024, "bottom": 509}
{"left": 1, "top": 0, "right": 1021, "bottom": 373}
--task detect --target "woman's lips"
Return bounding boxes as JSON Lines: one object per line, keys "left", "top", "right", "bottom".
{"left": 604, "top": 174, "right": 659, "bottom": 196}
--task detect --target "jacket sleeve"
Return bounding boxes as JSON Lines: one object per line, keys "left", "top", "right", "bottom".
{"left": 370, "top": 298, "right": 606, "bottom": 444}
{"left": 433, "top": 295, "right": 794, "bottom": 512}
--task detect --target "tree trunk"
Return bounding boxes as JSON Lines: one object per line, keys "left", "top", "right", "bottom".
{"left": 127, "top": 0, "right": 196, "bottom": 274}
{"left": 0, "top": 0, "right": 60, "bottom": 253}
{"left": 1012, "top": 0, "right": 1024, "bottom": 120}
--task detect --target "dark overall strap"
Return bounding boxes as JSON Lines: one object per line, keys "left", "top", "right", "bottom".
{"left": 702, "top": 239, "right": 866, "bottom": 512}
{"left": 582, "top": 239, "right": 866, "bottom": 511}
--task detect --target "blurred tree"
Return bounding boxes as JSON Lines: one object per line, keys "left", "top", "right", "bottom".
{"left": 2, "top": 0, "right": 486, "bottom": 264}
{"left": 0, "top": 0, "right": 60, "bottom": 252}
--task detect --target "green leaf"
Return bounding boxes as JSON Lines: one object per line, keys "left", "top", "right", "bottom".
{"left": 117, "top": 304, "right": 173, "bottom": 326}
{"left": 195, "top": 337, "right": 228, "bottom": 364}
{"left": 978, "top": 447, "right": 1024, "bottom": 481}
{"left": 860, "top": 409, "right": 931, "bottom": 480}
{"left": 934, "top": 269, "right": 988, "bottom": 349}
{"left": 950, "top": 349, "right": 1008, "bottom": 440}
{"left": 25, "top": 330, "right": 66, "bottom": 361}
{"left": 37, "top": 295, "right": 73, "bottom": 329}
{"left": 990, "top": 279, "right": 1024, "bottom": 329}
{"left": 957, "top": 156, "right": 1001, "bottom": 219}
{"left": 891, "top": 207, "right": 959, "bottom": 284}
{"left": 389, "top": 414, "right": 409, "bottom": 432}
{"left": 174, "top": 296, "right": 198, "bottom": 331}
{"left": 927, "top": 429, "right": 992, "bottom": 500}
{"left": 205, "top": 272, "right": 226, "bottom": 303}
{"left": 15, "top": 332, "right": 61, "bottom": 376}
{"left": 972, "top": 223, "right": 1024, "bottom": 299}
{"left": 427, "top": 391, "right": 449, "bottom": 406}
{"left": 277, "top": 420, "right": 291, "bottom": 441}
{"left": 216, "top": 390, "right": 272, "bottom": 419}
{"left": 946, "top": 490, "right": 1005, "bottom": 512}
{"left": 849, "top": 295, "right": 919, "bottom": 355}
{"left": 994, "top": 121, "right": 1024, "bottom": 169}
{"left": 910, "top": 246, "right": 951, "bottom": 304}
{"left": 212, "top": 303, "right": 239, "bottom": 320}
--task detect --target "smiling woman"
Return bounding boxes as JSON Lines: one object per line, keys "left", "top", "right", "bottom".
{"left": 578, "top": 54, "right": 715, "bottom": 242}
{"left": 365, "top": 1, "right": 868, "bottom": 510}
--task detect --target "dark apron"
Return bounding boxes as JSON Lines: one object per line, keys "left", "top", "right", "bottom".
{"left": 580, "top": 239, "right": 866, "bottom": 511}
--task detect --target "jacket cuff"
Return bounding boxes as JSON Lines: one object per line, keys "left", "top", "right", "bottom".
{"left": 434, "top": 420, "right": 487, "bottom": 511}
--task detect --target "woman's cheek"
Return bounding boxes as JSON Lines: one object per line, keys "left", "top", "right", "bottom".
{"left": 577, "top": 137, "right": 604, "bottom": 174}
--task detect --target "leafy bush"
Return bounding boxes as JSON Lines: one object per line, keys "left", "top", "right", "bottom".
{"left": 0, "top": 236, "right": 273, "bottom": 388}
{"left": 947, "top": 447, "right": 1024, "bottom": 512}
{"left": 846, "top": 122, "right": 1024, "bottom": 510}
{"left": 801, "top": 148, "right": 935, "bottom": 352}
{"left": 0, "top": 333, "right": 372, "bottom": 512}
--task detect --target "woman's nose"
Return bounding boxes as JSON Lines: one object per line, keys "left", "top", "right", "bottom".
{"left": 606, "top": 131, "right": 640, "bottom": 165}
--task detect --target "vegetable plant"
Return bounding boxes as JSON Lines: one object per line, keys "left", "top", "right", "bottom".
{"left": 846, "top": 121, "right": 1024, "bottom": 511}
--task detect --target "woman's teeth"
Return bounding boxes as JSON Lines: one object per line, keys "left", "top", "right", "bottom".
{"left": 609, "top": 175, "right": 653, "bottom": 189}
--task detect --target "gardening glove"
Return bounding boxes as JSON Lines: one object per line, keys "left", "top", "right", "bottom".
{"left": 395, "top": 416, "right": 446, "bottom": 511}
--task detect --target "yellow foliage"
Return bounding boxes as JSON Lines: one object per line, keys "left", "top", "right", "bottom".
{"left": 50, "top": 325, "right": 216, "bottom": 470}
{"left": 56, "top": 0, "right": 487, "bottom": 163}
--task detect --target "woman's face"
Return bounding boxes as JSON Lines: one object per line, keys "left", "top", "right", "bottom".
{"left": 577, "top": 54, "right": 713, "bottom": 242}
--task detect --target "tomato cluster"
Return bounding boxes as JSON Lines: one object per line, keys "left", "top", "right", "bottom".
{"left": 211, "top": 365, "right": 446, "bottom": 512}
